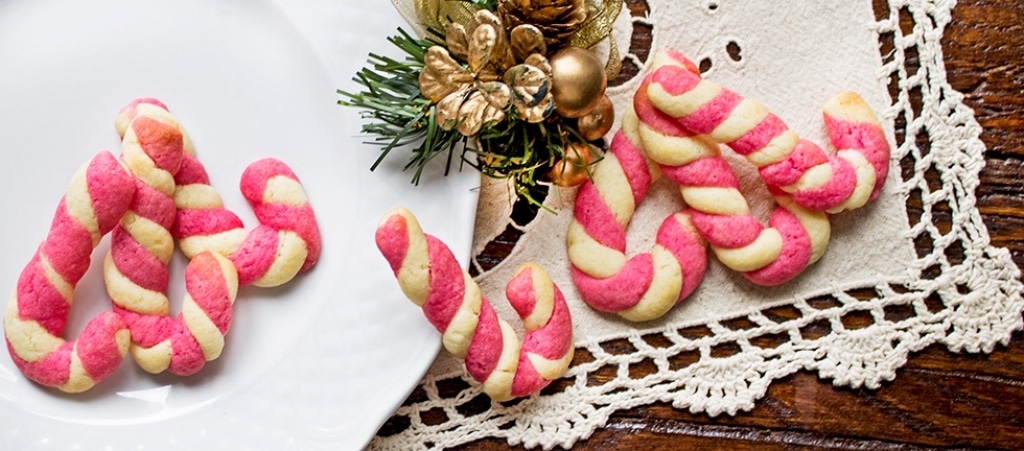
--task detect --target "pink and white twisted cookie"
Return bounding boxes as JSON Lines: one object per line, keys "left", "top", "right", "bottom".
{"left": 172, "top": 154, "right": 322, "bottom": 287}
{"left": 375, "top": 208, "right": 574, "bottom": 401}
{"left": 566, "top": 99, "right": 709, "bottom": 322}
{"left": 103, "top": 99, "right": 239, "bottom": 376}
{"left": 632, "top": 55, "right": 831, "bottom": 286}
{"left": 4, "top": 151, "right": 135, "bottom": 392}
{"left": 645, "top": 50, "right": 890, "bottom": 214}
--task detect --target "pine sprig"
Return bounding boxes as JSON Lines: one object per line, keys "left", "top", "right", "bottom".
{"left": 338, "top": 26, "right": 604, "bottom": 209}
{"left": 338, "top": 28, "right": 467, "bottom": 184}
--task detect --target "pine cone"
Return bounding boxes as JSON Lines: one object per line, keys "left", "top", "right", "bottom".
{"left": 497, "top": 0, "right": 588, "bottom": 48}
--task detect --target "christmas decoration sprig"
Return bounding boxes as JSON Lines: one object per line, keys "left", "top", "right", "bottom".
{"left": 339, "top": 0, "right": 621, "bottom": 207}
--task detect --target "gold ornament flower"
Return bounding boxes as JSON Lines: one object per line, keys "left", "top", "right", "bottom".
{"left": 419, "top": 10, "right": 515, "bottom": 136}
{"left": 504, "top": 56, "right": 554, "bottom": 122}
{"left": 419, "top": 9, "right": 563, "bottom": 134}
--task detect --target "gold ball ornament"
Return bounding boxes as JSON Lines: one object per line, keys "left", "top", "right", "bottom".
{"left": 548, "top": 47, "right": 607, "bottom": 119}
{"left": 576, "top": 95, "right": 615, "bottom": 141}
{"left": 547, "top": 142, "right": 598, "bottom": 187}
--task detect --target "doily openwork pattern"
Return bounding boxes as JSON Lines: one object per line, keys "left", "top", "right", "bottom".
{"left": 370, "top": 0, "right": 1024, "bottom": 449}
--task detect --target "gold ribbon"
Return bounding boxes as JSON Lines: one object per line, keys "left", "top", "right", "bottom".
{"left": 572, "top": 0, "right": 623, "bottom": 49}
{"left": 405, "top": 0, "right": 623, "bottom": 50}
{"left": 410, "top": 0, "right": 479, "bottom": 34}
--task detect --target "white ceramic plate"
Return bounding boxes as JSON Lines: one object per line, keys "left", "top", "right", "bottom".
{"left": 0, "top": 0, "right": 478, "bottom": 449}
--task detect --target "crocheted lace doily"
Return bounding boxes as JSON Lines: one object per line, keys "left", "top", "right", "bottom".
{"left": 373, "top": 0, "right": 1024, "bottom": 449}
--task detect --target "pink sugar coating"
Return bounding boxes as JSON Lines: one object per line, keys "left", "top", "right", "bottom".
{"left": 73, "top": 312, "right": 128, "bottom": 381}
{"left": 650, "top": 64, "right": 702, "bottom": 97}
{"left": 611, "top": 130, "right": 654, "bottom": 206}
{"left": 789, "top": 156, "right": 857, "bottom": 212}
{"left": 464, "top": 300, "right": 502, "bottom": 384}
{"left": 184, "top": 252, "right": 233, "bottom": 334}
{"left": 677, "top": 88, "right": 742, "bottom": 135}
{"left": 17, "top": 252, "right": 71, "bottom": 335}
{"left": 509, "top": 353, "right": 545, "bottom": 398}
{"left": 656, "top": 213, "right": 708, "bottom": 301}
{"left": 634, "top": 76, "right": 694, "bottom": 137}
{"left": 167, "top": 322, "right": 205, "bottom": 376}
{"left": 173, "top": 209, "right": 244, "bottom": 239}
{"left": 742, "top": 207, "right": 813, "bottom": 286}
{"left": 86, "top": 151, "right": 136, "bottom": 233}
{"left": 174, "top": 155, "right": 211, "bottom": 185}
{"left": 690, "top": 211, "right": 764, "bottom": 249}
{"left": 374, "top": 214, "right": 410, "bottom": 275}
{"left": 114, "top": 307, "right": 174, "bottom": 347}
{"left": 129, "top": 180, "right": 177, "bottom": 229}
{"left": 824, "top": 114, "right": 890, "bottom": 198}
{"left": 660, "top": 156, "right": 740, "bottom": 188}
{"left": 230, "top": 225, "right": 279, "bottom": 286}
{"left": 44, "top": 200, "right": 97, "bottom": 284}
{"left": 727, "top": 113, "right": 788, "bottom": 156}
{"left": 504, "top": 266, "right": 538, "bottom": 321}
{"left": 131, "top": 115, "right": 184, "bottom": 174}
{"left": 519, "top": 291, "right": 573, "bottom": 359}
{"left": 110, "top": 227, "right": 169, "bottom": 292}
{"left": 758, "top": 139, "right": 829, "bottom": 188}
{"left": 7, "top": 339, "right": 73, "bottom": 387}
{"left": 573, "top": 181, "right": 626, "bottom": 251}
{"left": 570, "top": 254, "right": 654, "bottom": 312}
{"left": 421, "top": 236, "right": 467, "bottom": 332}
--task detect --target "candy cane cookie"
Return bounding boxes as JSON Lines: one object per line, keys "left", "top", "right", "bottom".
{"left": 644, "top": 50, "right": 890, "bottom": 214}
{"left": 105, "top": 99, "right": 320, "bottom": 375}
{"left": 4, "top": 151, "right": 135, "bottom": 392}
{"left": 632, "top": 55, "right": 831, "bottom": 286}
{"left": 375, "top": 208, "right": 573, "bottom": 401}
{"left": 566, "top": 96, "right": 709, "bottom": 322}
{"left": 103, "top": 99, "right": 241, "bottom": 376}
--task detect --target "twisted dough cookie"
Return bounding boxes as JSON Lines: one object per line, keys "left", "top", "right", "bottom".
{"left": 567, "top": 50, "right": 889, "bottom": 320}
{"left": 104, "top": 99, "right": 240, "bottom": 376}
{"left": 645, "top": 50, "right": 890, "bottom": 214}
{"left": 106, "top": 98, "right": 320, "bottom": 376}
{"left": 633, "top": 52, "right": 831, "bottom": 286}
{"left": 566, "top": 112, "right": 709, "bottom": 322}
{"left": 376, "top": 208, "right": 573, "bottom": 401}
{"left": 4, "top": 151, "right": 135, "bottom": 393}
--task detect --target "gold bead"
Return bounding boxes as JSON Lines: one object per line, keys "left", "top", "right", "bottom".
{"left": 548, "top": 47, "right": 607, "bottom": 119}
{"left": 576, "top": 95, "right": 615, "bottom": 141}
{"left": 547, "top": 142, "right": 598, "bottom": 187}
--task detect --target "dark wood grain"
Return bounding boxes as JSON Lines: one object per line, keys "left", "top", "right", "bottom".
{"left": 389, "top": 0, "right": 1024, "bottom": 448}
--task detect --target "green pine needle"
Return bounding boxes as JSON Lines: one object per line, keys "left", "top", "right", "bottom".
{"left": 337, "top": 27, "right": 603, "bottom": 209}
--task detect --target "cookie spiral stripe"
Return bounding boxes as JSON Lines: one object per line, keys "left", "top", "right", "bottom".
{"left": 4, "top": 151, "right": 135, "bottom": 392}
{"left": 566, "top": 105, "right": 709, "bottom": 322}
{"left": 172, "top": 155, "right": 322, "bottom": 287}
{"left": 645, "top": 51, "right": 890, "bottom": 214}
{"left": 375, "top": 208, "right": 574, "bottom": 401}
{"left": 103, "top": 99, "right": 239, "bottom": 376}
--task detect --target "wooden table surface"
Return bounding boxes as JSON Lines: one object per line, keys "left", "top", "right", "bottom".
{"left": 379, "top": 0, "right": 1024, "bottom": 448}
